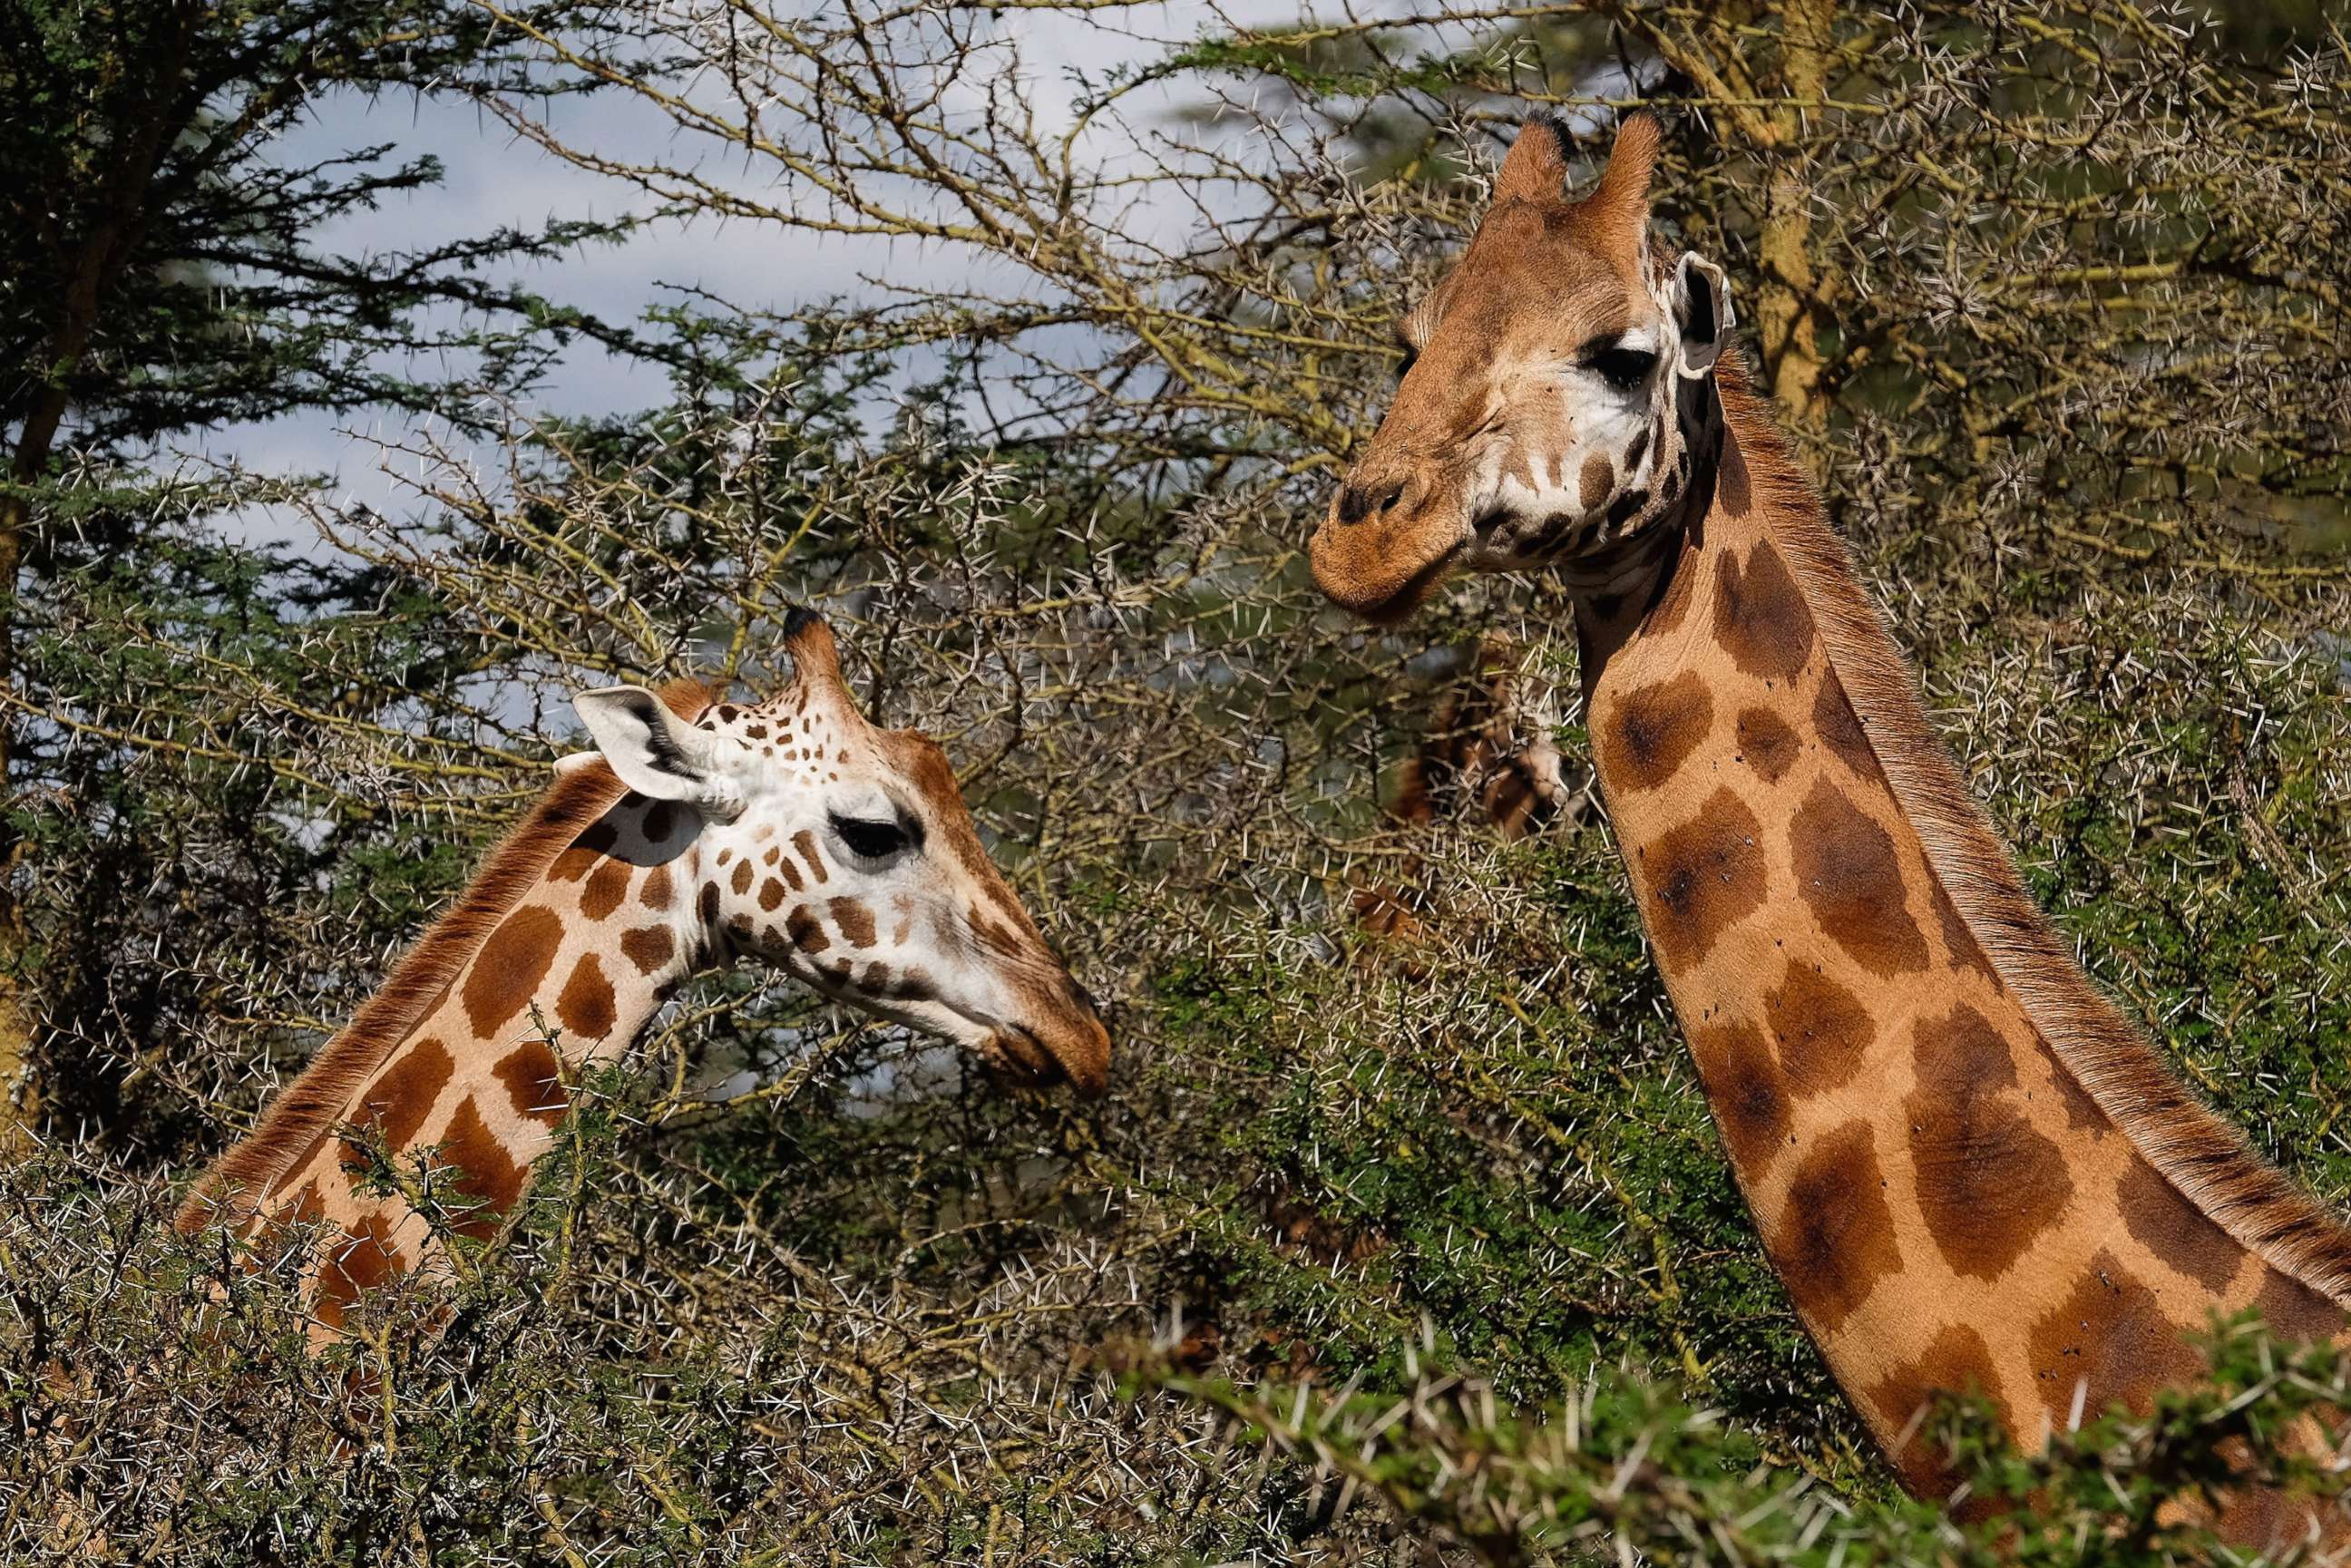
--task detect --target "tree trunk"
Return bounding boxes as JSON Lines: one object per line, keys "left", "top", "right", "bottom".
{"left": 0, "top": 243, "right": 131, "bottom": 1154}
{"left": 0, "top": 288, "right": 100, "bottom": 1153}
{"left": 1755, "top": 0, "right": 1838, "bottom": 426}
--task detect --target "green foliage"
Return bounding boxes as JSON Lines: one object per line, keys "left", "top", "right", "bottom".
{"left": 9, "top": 1118, "right": 2346, "bottom": 1563}
{"left": 1140, "top": 1315, "right": 2351, "bottom": 1565}
{"left": 4, "top": 0, "right": 2349, "bottom": 1562}
{"left": 0, "top": 0, "right": 661, "bottom": 465}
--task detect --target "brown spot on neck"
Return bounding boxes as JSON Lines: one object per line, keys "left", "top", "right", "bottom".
{"left": 1766, "top": 1119, "right": 1902, "bottom": 1334}
{"left": 1712, "top": 538, "right": 1814, "bottom": 682}
{"left": 1628, "top": 786, "right": 1768, "bottom": 969}
{"left": 463, "top": 906, "right": 565, "bottom": 1037}
{"left": 2026, "top": 1250, "right": 2201, "bottom": 1422}
{"left": 2118, "top": 1158, "right": 2246, "bottom": 1293}
{"left": 580, "top": 858, "right": 631, "bottom": 920}
{"left": 1790, "top": 780, "right": 1929, "bottom": 977}
{"left": 1732, "top": 706, "right": 1800, "bottom": 784}
{"left": 1762, "top": 960, "right": 1872, "bottom": 1097}
{"left": 556, "top": 953, "right": 617, "bottom": 1040}
{"left": 349, "top": 1037, "right": 454, "bottom": 1153}
{"left": 2255, "top": 1266, "right": 2348, "bottom": 1344}
{"left": 1906, "top": 1002, "right": 2071, "bottom": 1280}
{"left": 1689, "top": 1018, "right": 1790, "bottom": 1174}
{"left": 1868, "top": 1325, "right": 2010, "bottom": 1498}
{"left": 1597, "top": 670, "right": 1712, "bottom": 794}
{"left": 317, "top": 1211, "right": 408, "bottom": 1328}
{"left": 439, "top": 1096, "right": 526, "bottom": 1242}
{"left": 493, "top": 1040, "right": 569, "bottom": 1127}
{"left": 619, "top": 925, "right": 675, "bottom": 975}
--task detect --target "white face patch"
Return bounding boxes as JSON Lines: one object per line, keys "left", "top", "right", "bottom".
{"left": 679, "top": 697, "right": 990, "bottom": 1046}
{"left": 641, "top": 678, "right": 1104, "bottom": 1092}
{"left": 1456, "top": 327, "right": 1677, "bottom": 571}
{"left": 571, "top": 618, "right": 1109, "bottom": 1094}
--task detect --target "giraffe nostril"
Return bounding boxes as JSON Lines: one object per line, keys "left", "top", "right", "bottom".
{"left": 1336, "top": 477, "right": 1408, "bottom": 528}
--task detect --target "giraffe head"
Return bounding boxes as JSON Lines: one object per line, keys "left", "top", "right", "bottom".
{"left": 571, "top": 610, "right": 1111, "bottom": 1095}
{"left": 1311, "top": 112, "right": 1733, "bottom": 621}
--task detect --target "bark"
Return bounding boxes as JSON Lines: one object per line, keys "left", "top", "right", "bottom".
{"left": 1755, "top": 0, "right": 1838, "bottom": 425}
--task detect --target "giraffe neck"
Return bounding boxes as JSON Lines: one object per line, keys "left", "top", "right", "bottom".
{"left": 1571, "top": 378, "right": 2346, "bottom": 1501}
{"left": 221, "top": 789, "right": 707, "bottom": 1336}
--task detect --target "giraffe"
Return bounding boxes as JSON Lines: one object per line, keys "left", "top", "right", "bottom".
{"left": 175, "top": 609, "right": 1111, "bottom": 1338}
{"left": 1351, "top": 638, "right": 1583, "bottom": 947}
{"left": 1309, "top": 111, "right": 2351, "bottom": 1542}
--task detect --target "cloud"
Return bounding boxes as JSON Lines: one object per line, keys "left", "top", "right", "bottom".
{"left": 196, "top": 3, "right": 1312, "bottom": 533}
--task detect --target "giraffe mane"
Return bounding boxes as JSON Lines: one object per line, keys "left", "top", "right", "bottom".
{"left": 1714, "top": 355, "right": 2351, "bottom": 1307}
{"left": 175, "top": 677, "right": 723, "bottom": 1232}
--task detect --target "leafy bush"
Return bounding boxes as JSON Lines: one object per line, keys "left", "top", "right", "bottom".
{"left": 4, "top": 1, "right": 2347, "bottom": 1563}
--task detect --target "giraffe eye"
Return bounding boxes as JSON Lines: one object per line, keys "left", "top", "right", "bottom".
{"left": 1390, "top": 317, "right": 1420, "bottom": 382}
{"left": 830, "top": 814, "right": 912, "bottom": 861}
{"left": 1589, "top": 345, "right": 1660, "bottom": 392}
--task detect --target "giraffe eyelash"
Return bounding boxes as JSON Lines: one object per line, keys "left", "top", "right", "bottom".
{"left": 1582, "top": 340, "right": 1660, "bottom": 392}
{"left": 831, "top": 813, "right": 914, "bottom": 861}
{"left": 1390, "top": 320, "right": 1420, "bottom": 381}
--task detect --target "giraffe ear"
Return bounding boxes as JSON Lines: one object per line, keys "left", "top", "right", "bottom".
{"left": 573, "top": 685, "right": 745, "bottom": 820}
{"left": 1668, "top": 252, "right": 1733, "bottom": 380}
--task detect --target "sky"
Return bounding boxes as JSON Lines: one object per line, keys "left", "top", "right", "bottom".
{"left": 179, "top": 1, "right": 1318, "bottom": 1098}
{"left": 191, "top": 1, "right": 1311, "bottom": 541}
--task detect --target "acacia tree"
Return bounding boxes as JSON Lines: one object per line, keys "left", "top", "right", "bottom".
{"left": 0, "top": 0, "right": 678, "bottom": 1134}
{"left": 0, "top": 4, "right": 2346, "bottom": 1560}
{"left": 465, "top": 0, "right": 2349, "bottom": 563}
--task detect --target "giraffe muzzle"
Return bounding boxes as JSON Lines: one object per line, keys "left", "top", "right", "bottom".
{"left": 988, "top": 1008, "right": 1111, "bottom": 1099}
{"left": 1312, "top": 456, "right": 1470, "bottom": 623}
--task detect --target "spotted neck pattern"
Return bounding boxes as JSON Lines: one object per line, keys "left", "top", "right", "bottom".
{"left": 1575, "top": 370, "right": 2347, "bottom": 1533}
{"left": 242, "top": 790, "right": 699, "bottom": 1333}
{"left": 178, "top": 683, "right": 1078, "bottom": 1337}
{"left": 1307, "top": 103, "right": 2347, "bottom": 1537}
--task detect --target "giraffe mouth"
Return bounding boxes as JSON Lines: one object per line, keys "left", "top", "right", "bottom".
{"left": 987, "top": 1024, "right": 1069, "bottom": 1089}
{"left": 983, "top": 1012, "right": 1111, "bottom": 1096}
{"left": 1351, "top": 540, "right": 1463, "bottom": 627}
